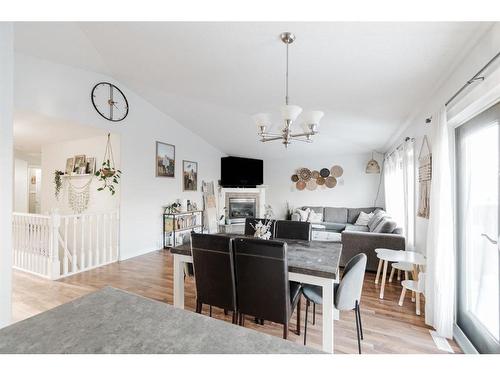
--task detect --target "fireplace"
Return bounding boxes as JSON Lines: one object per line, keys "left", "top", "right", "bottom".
{"left": 228, "top": 197, "right": 257, "bottom": 224}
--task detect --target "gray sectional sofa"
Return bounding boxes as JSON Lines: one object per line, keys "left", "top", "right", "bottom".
{"left": 292, "top": 206, "right": 405, "bottom": 271}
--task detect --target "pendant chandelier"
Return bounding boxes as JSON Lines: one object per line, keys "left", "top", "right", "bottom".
{"left": 252, "top": 32, "right": 324, "bottom": 148}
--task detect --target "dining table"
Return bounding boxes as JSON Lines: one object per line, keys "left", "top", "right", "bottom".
{"left": 170, "top": 234, "right": 342, "bottom": 353}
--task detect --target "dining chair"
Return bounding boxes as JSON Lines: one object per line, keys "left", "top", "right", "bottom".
{"left": 191, "top": 233, "right": 238, "bottom": 324}
{"left": 244, "top": 218, "right": 275, "bottom": 238}
{"left": 398, "top": 272, "right": 425, "bottom": 315}
{"left": 232, "top": 237, "right": 302, "bottom": 339}
{"left": 302, "top": 253, "right": 367, "bottom": 353}
{"left": 275, "top": 220, "right": 311, "bottom": 241}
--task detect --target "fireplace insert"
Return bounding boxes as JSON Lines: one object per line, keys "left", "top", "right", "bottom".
{"left": 228, "top": 198, "right": 256, "bottom": 224}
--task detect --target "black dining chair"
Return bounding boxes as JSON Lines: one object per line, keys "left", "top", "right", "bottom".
{"left": 302, "top": 253, "right": 367, "bottom": 353}
{"left": 191, "top": 233, "right": 238, "bottom": 324}
{"left": 232, "top": 237, "right": 302, "bottom": 339}
{"left": 244, "top": 218, "right": 275, "bottom": 238}
{"left": 275, "top": 220, "right": 311, "bottom": 241}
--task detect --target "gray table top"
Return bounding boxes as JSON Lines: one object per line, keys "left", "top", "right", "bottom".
{"left": 0, "top": 287, "right": 321, "bottom": 354}
{"left": 171, "top": 235, "right": 342, "bottom": 279}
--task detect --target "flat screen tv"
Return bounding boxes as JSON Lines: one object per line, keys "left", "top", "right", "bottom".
{"left": 220, "top": 156, "right": 263, "bottom": 187}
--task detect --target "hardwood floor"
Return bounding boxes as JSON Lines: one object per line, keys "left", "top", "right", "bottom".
{"left": 12, "top": 249, "right": 461, "bottom": 354}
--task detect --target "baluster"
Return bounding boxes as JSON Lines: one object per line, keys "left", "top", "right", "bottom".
{"left": 63, "top": 217, "right": 69, "bottom": 275}
{"left": 108, "top": 213, "right": 112, "bottom": 261}
{"left": 81, "top": 215, "right": 86, "bottom": 270}
{"left": 88, "top": 215, "right": 93, "bottom": 268}
{"left": 72, "top": 217, "right": 77, "bottom": 272}
{"left": 96, "top": 214, "right": 100, "bottom": 265}
{"left": 102, "top": 213, "right": 107, "bottom": 264}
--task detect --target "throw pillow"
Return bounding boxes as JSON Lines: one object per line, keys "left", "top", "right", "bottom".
{"left": 308, "top": 211, "right": 323, "bottom": 223}
{"left": 373, "top": 218, "right": 398, "bottom": 233}
{"left": 296, "top": 208, "right": 310, "bottom": 222}
{"left": 354, "top": 211, "right": 374, "bottom": 226}
{"left": 368, "top": 210, "right": 387, "bottom": 231}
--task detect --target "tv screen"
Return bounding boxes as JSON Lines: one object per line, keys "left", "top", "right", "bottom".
{"left": 220, "top": 156, "right": 263, "bottom": 187}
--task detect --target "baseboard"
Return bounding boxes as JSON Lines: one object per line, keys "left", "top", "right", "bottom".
{"left": 453, "top": 323, "right": 479, "bottom": 354}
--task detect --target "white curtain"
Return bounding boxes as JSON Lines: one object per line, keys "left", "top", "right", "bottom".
{"left": 425, "top": 106, "right": 455, "bottom": 339}
{"left": 383, "top": 139, "right": 415, "bottom": 249}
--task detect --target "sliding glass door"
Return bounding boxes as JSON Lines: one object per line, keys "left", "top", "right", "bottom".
{"left": 456, "top": 102, "right": 500, "bottom": 353}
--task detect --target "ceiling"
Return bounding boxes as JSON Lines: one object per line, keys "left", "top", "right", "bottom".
{"left": 14, "top": 111, "right": 106, "bottom": 154}
{"left": 14, "top": 22, "right": 493, "bottom": 159}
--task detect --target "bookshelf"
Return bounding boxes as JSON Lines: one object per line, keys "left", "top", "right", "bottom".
{"left": 163, "top": 210, "right": 204, "bottom": 248}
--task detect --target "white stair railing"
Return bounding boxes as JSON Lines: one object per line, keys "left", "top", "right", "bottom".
{"left": 12, "top": 211, "right": 120, "bottom": 279}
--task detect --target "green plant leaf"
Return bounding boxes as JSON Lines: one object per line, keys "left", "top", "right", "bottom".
{"left": 97, "top": 187, "right": 104, "bottom": 191}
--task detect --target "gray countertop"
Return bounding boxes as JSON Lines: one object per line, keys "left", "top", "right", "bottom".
{"left": 171, "top": 235, "right": 342, "bottom": 279}
{"left": 0, "top": 287, "right": 321, "bottom": 354}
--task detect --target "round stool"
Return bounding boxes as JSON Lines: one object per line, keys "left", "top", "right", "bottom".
{"left": 389, "top": 261, "right": 414, "bottom": 282}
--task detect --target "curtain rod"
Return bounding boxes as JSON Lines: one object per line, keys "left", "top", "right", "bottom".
{"left": 385, "top": 137, "right": 415, "bottom": 159}
{"left": 426, "top": 50, "right": 500, "bottom": 124}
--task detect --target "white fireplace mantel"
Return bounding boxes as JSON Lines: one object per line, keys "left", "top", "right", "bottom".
{"left": 218, "top": 186, "right": 267, "bottom": 221}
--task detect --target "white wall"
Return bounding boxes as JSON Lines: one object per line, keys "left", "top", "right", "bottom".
{"left": 15, "top": 53, "right": 225, "bottom": 260}
{"left": 265, "top": 153, "right": 384, "bottom": 219}
{"left": 14, "top": 158, "right": 28, "bottom": 212}
{"left": 40, "top": 134, "right": 121, "bottom": 215}
{"left": 385, "top": 23, "right": 500, "bottom": 255}
{"left": 0, "top": 23, "right": 14, "bottom": 328}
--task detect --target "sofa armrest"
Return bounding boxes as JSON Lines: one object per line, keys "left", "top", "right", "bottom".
{"left": 291, "top": 213, "right": 301, "bottom": 221}
{"left": 341, "top": 231, "right": 406, "bottom": 271}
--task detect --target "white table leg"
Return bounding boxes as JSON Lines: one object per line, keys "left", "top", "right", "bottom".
{"left": 173, "top": 254, "right": 186, "bottom": 308}
{"left": 322, "top": 279, "right": 335, "bottom": 353}
{"left": 375, "top": 259, "right": 382, "bottom": 284}
{"left": 379, "top": 260, "right": 388, "bottom": 299}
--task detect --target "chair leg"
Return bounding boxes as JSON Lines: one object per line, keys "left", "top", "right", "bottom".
{"left": 195, "top": 300, "right": 202, "bottom": 314}
{"left": 295, "top": 295, "right": 301, "bottom": 335}
{"left": 398, "top": 286, "right": 407, "bottom": 306}
{"left": 355, "top": 301, "right": 362, "bottom": 354}
{"left": 357, "top": 302, "right": 363, "bottom": 340}
{"left": 304, "top": 299, "right": 309, "bottom": 345}
{"left": 232, "top": 311, "right": 237, "bottom": 324}
{"left": 239, "top": 313, "right": 245, "bottom": 326}
{"left": 209, "top": 305, "right": 212, "bottom": 317}
{"left": 389, "top": 266, "right": 395, "bottom": 282}
{"left": 224, "top": 309, "right": 228, "bottom": 315}
{"left": 397, "top": 269, "right": 401, "bottom": 281}
{"left": 283, "top": 323, "right": 288, "bottom": 340}
{"left": 312, "top": 302, "right": 316, "bottom": 325}
{"left": 415, "top": 293, "right": 421, "bottom": 316}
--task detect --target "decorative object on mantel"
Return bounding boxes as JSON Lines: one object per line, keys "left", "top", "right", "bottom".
{"left": 251, "top": 219, "right": 273, "bottom": 240}
{"left": 53, "top": 170, "right": 64, "bottom": 200}
{"left": 365, "top": 152, "right": 381, "bottom": 174}
{"left": 252, "top": 32, "right": 324, "bottom": 148}
{"left": 292, "top": 164, "right": 343, "bottom": 190}
{"left": 417, "top": 135, "right": 432, "bottom": 219}
{"left": 164, "top": 201, "right": 181, "bottom": 214}
{"left": 95, "top": 133, "right": 121, "bottom": 195}
{"left": 264, "top": 204, "right": 274, "bottom": 219}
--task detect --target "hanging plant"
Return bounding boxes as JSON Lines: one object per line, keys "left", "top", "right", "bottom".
{"left": 54, "top": 170, "right": 65, "bottom": 199}
{"left": 95, "top": 133, "right": 121, "bottom": 195}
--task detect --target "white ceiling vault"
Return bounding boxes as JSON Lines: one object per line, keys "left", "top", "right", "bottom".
{"left": 14, "top": 22, "right": 493, "bottom": 159}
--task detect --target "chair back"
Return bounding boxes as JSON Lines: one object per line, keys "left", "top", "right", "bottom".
{"left": 232, "top": 237, "right": 290, "bottom": 324}
{"left": 191, "top": 233, "right": 236, "bottom": 312}
{"left": 335, "top": 253, "right": 367, "bottom": 311}
{"left": 244, "top": 218, "right": 275, "bottom": 238}
{"left": 275, "top": 220, "right": 311, "bottom": 241}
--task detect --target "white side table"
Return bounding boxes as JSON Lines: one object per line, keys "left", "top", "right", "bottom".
{"left": 374, "top": 248, "right": 426, "bottom": 300}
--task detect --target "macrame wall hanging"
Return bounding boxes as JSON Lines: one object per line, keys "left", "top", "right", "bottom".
{"left": 67, "top": 177, "right": 92, "bottom": 214}
{"left": 417, "top": 135, "right": 432, "bottom": 219}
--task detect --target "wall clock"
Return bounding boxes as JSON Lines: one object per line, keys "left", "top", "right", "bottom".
{"left": 91, "top": 82, "right": 129, "bottom": 122}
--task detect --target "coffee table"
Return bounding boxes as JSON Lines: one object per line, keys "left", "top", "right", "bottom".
{"left": 374, "top": 248, "right": 426, "bottom": 300}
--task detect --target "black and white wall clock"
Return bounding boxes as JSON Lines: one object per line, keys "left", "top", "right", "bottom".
{"left": 91, "top": 82, "right": 129, "bottom": 122}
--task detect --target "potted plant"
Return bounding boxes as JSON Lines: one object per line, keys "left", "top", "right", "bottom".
{"left": 53, "top": 170, "right": 64, "bottom": 200}
{"left": 95, "top": 159, "right": 121, "bottom": 195}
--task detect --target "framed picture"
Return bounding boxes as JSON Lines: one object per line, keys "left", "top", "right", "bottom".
{"left": 156, "top": 141, "right": 175, "bottom": 177}
{"left": 65, "top": 157, "right": 75, "bottom": 175}
{"left": 86, "top": 157, "right": 96, "bottom": 174}
{"left": 183, "top": 160, "right": 198, "bottom": 191}
{"left": 74, "top": 154, "right": 86, "bottom": 173}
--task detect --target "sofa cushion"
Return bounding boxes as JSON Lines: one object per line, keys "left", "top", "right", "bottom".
{"left": 307, "top": 211, "right": 323, "bottom": 223}
{"left": 373, "top": 218, "right": 398, "bottom": 233}
{"left": 323, "top": 222, "right": 346, "bottom": 232}
{"left": 344, "top": 224, "right": 370, "bottom": 232}
{"left": 303, "top": 206, "right": 324, "bottom": 215}
{"left": 368, "top": 210, "right": 388, "bottom": 231}
{"left": 296, "top": 208, "right": 310, "bottom": 221}
{"left": 347, "top": 207, "right": 380, "bottom": 224}
{"left": 324, "top": 207, "right": 347, "bottom": 223}
{"left": 354, "top": 211, "right": 374, "bottom": 226}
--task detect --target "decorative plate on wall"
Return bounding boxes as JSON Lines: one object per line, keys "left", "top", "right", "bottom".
{"left": 320, "top": 168, "right": 330, "bottom": 177}
{"left": 306, "top": 179, "right": 317, "bottom": 191}
{"left": 298, "top": 168, "right": 312, "bottom": 181}
{"left": 311, "top": 170, "right": 320, "bottom": 179}
{"left": 296, "top": 180, "right": 306, "bottom": 190}
{"left": 316, "top": 177, "right": 325, "bottom": 185}
{"left": 291, "top": 174, "right": 299, "bottom": 182}
{"left": 331, "top": 165, "right": 344, "bottom": 178}
{"left": 325, "top": 176, "right": 337, "bottom": 188}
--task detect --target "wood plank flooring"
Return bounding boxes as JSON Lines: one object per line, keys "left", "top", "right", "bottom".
{"left": 12, "top": 249, "right": 461, "bottom": 354}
